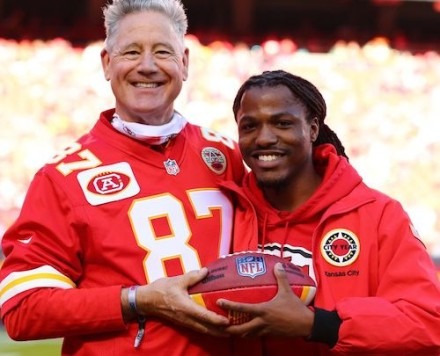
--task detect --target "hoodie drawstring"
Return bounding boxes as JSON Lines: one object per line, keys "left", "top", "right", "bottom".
{"left": 259, "top": 213, "right": 268, "bottom": 253}
{"left": 259, "top": 213, "right": 291, "bottom": 260}
{"left": 280, "top": 221, "right": 290, "bottom": 259}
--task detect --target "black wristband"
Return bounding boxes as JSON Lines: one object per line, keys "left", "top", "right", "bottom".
{"left": 308, "top": 308, "right": 342, "bottom": 347}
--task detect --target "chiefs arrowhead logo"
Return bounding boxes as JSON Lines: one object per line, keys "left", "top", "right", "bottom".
{"left": 87, "top": 171, "right": 131, "bottom": 195}
{"left": 77, "top": 162, "right": 140, "bottom": 205}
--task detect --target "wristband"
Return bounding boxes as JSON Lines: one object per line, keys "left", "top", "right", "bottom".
{"left": 128, "top": 285, "right": 140, "bottom": 315}
{"left": 127, "top": 285, "right": 146, "bottom": 348}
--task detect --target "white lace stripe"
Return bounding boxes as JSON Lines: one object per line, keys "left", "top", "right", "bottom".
{"left": 0, "top": 265, "right": 75, "bottom": 307}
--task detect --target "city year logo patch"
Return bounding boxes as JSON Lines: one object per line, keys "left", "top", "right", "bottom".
{"left": 77, "top": 162, "right": 140, "bottom": 206}
{"left": 236, "top": 255, "right": 266, "bottom": 279}
{"left": 320, "top": 229, "right": 360, "bottom": 267}
{"left": 201, "top": 147, "right": 227, "bottom": 174}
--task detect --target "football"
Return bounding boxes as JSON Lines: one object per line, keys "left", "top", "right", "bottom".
{"left": 188, "top": 252, "right": 316, "bottom": 325}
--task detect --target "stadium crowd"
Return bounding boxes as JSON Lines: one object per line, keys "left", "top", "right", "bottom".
{"left": 0, "top": 35, "right": 439, "bottom": 265}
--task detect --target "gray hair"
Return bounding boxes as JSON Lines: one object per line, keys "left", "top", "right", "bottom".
{"left": 102, "top": 0, "right": 188, "bottom": 50}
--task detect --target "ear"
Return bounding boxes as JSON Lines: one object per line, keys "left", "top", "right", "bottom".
{"left": 100, "top": 48, "right": 111, "bottom": 81}
{"left": 182, "top": 47, "right": 189, "bottom": 81}
{"left": 310, "top": 117, "right": 319, "bottom": 142}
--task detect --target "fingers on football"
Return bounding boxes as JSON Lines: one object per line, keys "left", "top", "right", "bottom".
{"left": 224, "top": 318, "right": 264, "bottom": 336}
{"left": 185, "top": 267, "right": 209, "bottom": 287}
{"left": 217, "top": 298, "right": 260, "bottom": 315}
{"left": 173, "top": 313, "right": 229, "bottom": 336}
{"left": 274, "top": 262, "right": 292, "bottom": 294}
{"left": 191, "top": 302, "right": 230, "bottom": 325}
{"left": 189, "top": 317, "right": 229, "bottom": 336}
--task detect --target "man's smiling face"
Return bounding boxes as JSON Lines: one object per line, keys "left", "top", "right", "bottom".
{"left": 101, "top": 11, "right": 189, "bottom": 125}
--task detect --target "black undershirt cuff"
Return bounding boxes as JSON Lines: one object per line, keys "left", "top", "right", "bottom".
{"left": 308, "top": 308, "right": 342, "bottom": 348}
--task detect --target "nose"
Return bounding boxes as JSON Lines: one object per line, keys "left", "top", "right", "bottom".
{"left": 137, "top": 52, "right": 158, "bottom": 72}
{"left": 255, "top": 124, "right": 278, "bottom": 147}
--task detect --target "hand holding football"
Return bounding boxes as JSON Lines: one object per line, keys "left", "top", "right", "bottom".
{"left": 188, "top": 252, "right": 316, "bottom": 325}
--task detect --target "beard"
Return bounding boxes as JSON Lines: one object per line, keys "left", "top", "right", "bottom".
{"left": 255, "top": 173, "right": 289, "bottom": 190}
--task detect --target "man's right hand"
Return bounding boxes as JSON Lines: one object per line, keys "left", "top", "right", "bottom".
{"left": 122, "top": 268, "right": 230, "bottom": 336}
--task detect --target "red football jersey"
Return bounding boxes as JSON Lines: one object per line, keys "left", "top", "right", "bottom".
{"left": 0, "top": 109, "right": 244, "bottom": 355}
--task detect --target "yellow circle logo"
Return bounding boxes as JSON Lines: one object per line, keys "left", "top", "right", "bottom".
{"left": 320, "top": 229, "right": 360, "bottom": 267}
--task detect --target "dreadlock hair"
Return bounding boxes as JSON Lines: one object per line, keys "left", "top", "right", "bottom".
{"left": 232, "top": 70, "right": 348, "bottom": 159}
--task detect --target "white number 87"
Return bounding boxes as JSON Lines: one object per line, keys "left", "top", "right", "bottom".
{"left": 128, "top": 190, "right": 233, "bottom": 283}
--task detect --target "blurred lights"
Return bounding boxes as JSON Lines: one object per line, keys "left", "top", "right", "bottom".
{"left": 262, "top": 40, "right": 280, "bottom": 56}
{"left": 0, "top": 37, "right": 439, "bottom": 256}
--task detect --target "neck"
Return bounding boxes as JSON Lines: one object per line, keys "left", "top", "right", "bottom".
{"left": 263, "top": 172, "right": 322, "bottom": 211}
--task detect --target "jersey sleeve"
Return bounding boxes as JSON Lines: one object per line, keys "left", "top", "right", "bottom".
{"left": 2, "top": 286, "right": 125, "bottom": 340}
{"left": 333, "top": 200, "right": 440, "bottom": 354}
{"left": 0, "top": 169, "right": 126, "bottom": 338}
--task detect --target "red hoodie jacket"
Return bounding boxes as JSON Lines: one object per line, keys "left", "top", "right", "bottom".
{"left": 221, "top": 144, "right": 440, "bottom": 355}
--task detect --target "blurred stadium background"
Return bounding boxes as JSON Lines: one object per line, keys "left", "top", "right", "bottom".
{"left": 0, "top": 0, "right": 439, "bottom": 353}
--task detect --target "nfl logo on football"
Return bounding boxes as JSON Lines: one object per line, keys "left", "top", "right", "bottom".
{"left": 236, "top": 255, "right": 266, "bottom": 279}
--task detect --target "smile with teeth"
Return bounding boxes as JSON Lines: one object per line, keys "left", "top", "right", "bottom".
{"left": 135, "top": 82, "right": 159, "bottom": 88}
{"left": 258, "top": 154, "right": 281, "bottom": 162}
